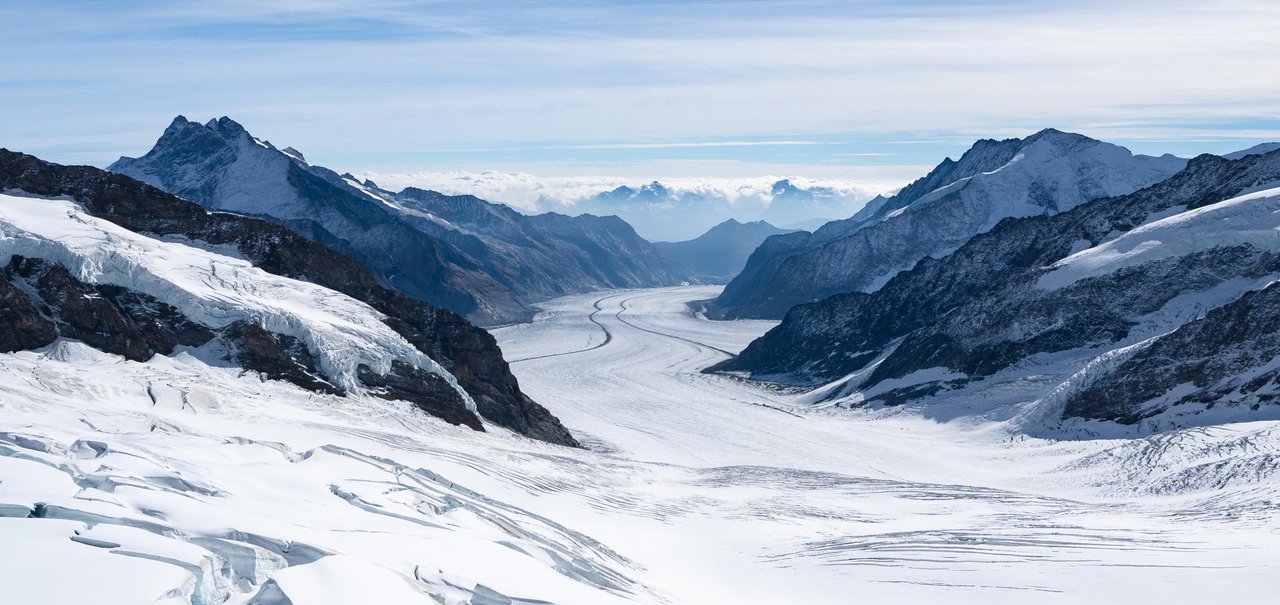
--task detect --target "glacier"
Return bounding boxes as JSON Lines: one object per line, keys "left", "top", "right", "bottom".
{"left": 4, "top": 284, "right": 1279, "bottom": 604}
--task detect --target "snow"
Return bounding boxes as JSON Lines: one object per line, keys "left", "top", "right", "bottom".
{"left": 892, "top": 133, "right": 1186, "bottom": 231}
{"left": 1040, "top": 186, "right": 1280, "bottom": 289}
{"left": 3, "top": 276, "right": 1279, "bottom": 603}
{"left": 1223, "top": 142, "right": 1280, "bottom": 160}
{"left": 0, "top": 192, "right": 472, "bottom": 406}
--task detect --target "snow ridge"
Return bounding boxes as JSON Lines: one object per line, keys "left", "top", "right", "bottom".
{"left": 0, "top": 192, "right": 475, "bottom": 410}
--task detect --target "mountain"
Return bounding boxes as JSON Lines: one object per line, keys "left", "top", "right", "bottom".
{"left": 110, "top": 117, "right": 691, "bottom": 326}
{"left": 1224, "top": 142, "right": 1280, "bottom": 160}
{"left": 705, "top": 129, "right": 1188, "bottom": 319}
{"left": 0, "top": 149, "right": 577, "bottom": 446}
{"left": 653, "top": 219, "right": 797, "bottom": 283}
{"left": 714, "top": 147, "right": 1280, "bottom": 431}
{"left": 553, "top": 178, "right": 875, "bottom": 241}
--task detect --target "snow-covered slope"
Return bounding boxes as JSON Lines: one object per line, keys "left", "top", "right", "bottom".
{"left": 4, "top": 286, "right": 1280, "bottom": 604}
{"left": 0, "top": 148, "right": 577, "bottom": 445}
{"left": 110, "top": 117, "right": 692, "bottom": 325}
{"left": 706, "top": 129, "right": 1186, "bottom": 319}
{"left": 0, "top": 193, "right": 466, "bottom": 401}
{"left": 1040, "top": 186, "right": 1280, "bottom": 289}
{"left": 719, "top": 147, "right": 1280, "bottom": 432}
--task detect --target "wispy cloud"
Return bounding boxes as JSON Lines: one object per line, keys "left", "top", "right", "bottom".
{"left": 2, "top": 0, "right": 1278, "bottom": 172}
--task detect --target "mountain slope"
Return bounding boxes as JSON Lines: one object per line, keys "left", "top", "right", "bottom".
{"left": 110, "top": 117, "right": 691, "bottom": 325}
{"left": 0, "top": 149, "right": 576, "bottom": 446}
{"left": 716, "top": 148, "right": 1280, "bottom": 430}
{"left": 653, "top": 219, "right": 796, "bottom": 283}
{"left": 706, "top": 129, "right": 1187, "bottom": 319}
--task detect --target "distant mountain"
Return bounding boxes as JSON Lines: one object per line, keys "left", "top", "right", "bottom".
{"left": 653, "top": 219, "right": 797, "bottom": 283}
{"left": 111, "top": 117, "right": 691, "bottom": 326}
{"left": 0, "top": 149, "right": 576, "bottom": 446}
{"left": 556, "top": 178, "right": 876, "bottom": 241}
{"left": 705, "top": 129, "right": 1188, "bottom": 319}
{"left": 715, "top": 147, "right": 1280, "bottom": 432}
{"left": 1224, "top": 142, "right": 1280, "bottom": 160}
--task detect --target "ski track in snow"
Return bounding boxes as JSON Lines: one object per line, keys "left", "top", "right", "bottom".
{"left": 2, "top": 286, "right": 1279, "bottom": 604}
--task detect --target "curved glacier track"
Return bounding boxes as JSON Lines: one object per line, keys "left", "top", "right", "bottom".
{"left": 508, "top": 292, "right": 624, "bottom": 363}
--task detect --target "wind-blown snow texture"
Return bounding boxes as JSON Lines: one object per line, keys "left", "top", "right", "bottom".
{"left": 706, "top": 129, "right": 1186, "bottom": 319}
{"left": 3, "top": 286, "right": 1278, "bottom": 604}
{"left": 111, "top": 117, "right": 692, "bottom": 325}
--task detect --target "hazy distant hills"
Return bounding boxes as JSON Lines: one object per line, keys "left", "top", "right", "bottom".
{"left": 653, "top": 219, "right": 797, "bottom": 283}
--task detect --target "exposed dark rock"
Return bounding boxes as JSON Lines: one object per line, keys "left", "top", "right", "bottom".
{"left": 357, "top": 361, "right": 483, "bottom": 431}
{"left": 2, "top": 256, "right": 213, "bottom": 361}
{"left": 860, "top": 246, "right": 1280, "bottom": 390}
{"left": 1060, "top": 282, "right": 1280, "bottom": 423}
{"left": 221, "top": 321, "right": 343, "bottom": 396}
{"left": 0, "top": 272, "right": 58, "bottom": 352}
{"left": 0, "top": 149, "right": 577, "bottom": 446}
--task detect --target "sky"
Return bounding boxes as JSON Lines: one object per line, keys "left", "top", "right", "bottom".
{"left": 3, "top": 0, "right": 1279, "bottom": 195}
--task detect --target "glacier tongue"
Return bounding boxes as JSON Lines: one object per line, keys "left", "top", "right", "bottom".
{"left": 0, "top": 192, "right": 473, "bottom": 409}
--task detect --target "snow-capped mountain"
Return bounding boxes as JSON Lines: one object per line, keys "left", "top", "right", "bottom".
{"left": 1224, "top": 142, "right": 1280, "bottom": 160}
{"left": 110, "top": 117, "right": 692, "bottom": 326}
{"left": 0, "top": 149, "right": 575, "bottom": 446}
{"left": 705, "top": 129, "right": 1188, "bottom": 319}
{"left": 556, "top": 177, "right": 875, "bottom": 241}
{"left": 715, "top": 147, "right": 1280, "bottom": 431}
{"left": 653, "top": 219, "right": 797, "bottom": 283}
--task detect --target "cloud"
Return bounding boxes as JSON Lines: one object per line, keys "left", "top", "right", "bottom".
{"left": 3, "top": 0, "right": 1278, "bottom": 170}
{"left": 358, "top": 169, "right": 891, "bottom": 240}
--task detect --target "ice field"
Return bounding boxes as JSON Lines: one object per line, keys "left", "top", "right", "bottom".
{"left": 2, "top": 286, "right": 1278, "bottom": 604}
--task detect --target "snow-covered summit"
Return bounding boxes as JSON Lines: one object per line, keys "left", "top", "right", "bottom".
{"left": 111, "top": 116, "right": 694, "bottom": 326}
{"left": 707, "top": 129, "right": 1187, "bottom": 319}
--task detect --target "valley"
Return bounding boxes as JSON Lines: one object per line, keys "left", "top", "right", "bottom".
{"left": 2, "top": 286, "right": 1278, "bottom": 603}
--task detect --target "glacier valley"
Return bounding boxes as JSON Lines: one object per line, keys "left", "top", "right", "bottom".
{"left": 3, "top": 285, "right": 1277, "bottom": 604}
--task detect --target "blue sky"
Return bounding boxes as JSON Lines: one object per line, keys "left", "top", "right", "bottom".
{"left": 3, "top": 0, "right": 1279, "bottom": 185}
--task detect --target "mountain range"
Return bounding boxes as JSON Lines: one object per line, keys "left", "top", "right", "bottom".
{"left": 110, "top": 117, "right": 693, "bottom": 326}
{"left": 704, "top": 129, "right": 1188, "bottom": 319}
{"left": 714, "top": 146, "right": 1280, "bottom": 432}
{"left": 546, "top": 177, "right": 875, "bottom": 241}
{"left": 0, "top": 149, "right": 576, "bottom": 446}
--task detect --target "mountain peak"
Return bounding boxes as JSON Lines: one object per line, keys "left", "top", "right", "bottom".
{"left": 1023, "top": 127, "right": 1095, "bottom": 147}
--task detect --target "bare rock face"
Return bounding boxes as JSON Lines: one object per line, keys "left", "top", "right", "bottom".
{"left": 358, "top": 361, "right": 483, "bottom": 431}
{"left": 222, "top": 320, "right": 344, "bottom": 396}
{"left": 0, "top": 269, "right": 58, "bottom": 352}
{"left": 0, "top": 149, "right": 577, "bottom": 447}
{"left": 3, "top": 256, "right": 214, "bottom": 361}
{"left": 1060, "top": 282, "right": 1280, "bottom": 423}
